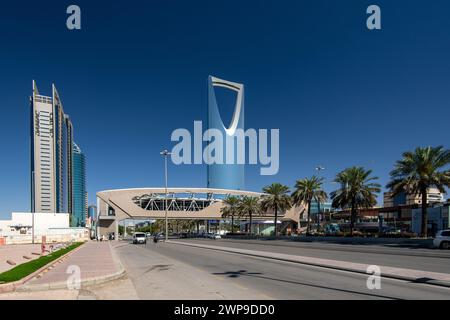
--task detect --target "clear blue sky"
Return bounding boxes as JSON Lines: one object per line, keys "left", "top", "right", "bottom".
{"left": 0, "top": 0, "right": 449, "bottom": 219}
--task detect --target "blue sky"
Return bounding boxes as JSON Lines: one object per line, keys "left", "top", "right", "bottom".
{"left": 0, "top": 0, "right": 449, "bottom": 219}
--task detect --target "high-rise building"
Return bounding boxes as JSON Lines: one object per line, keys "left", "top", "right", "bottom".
{"left": 31, "top": 81, "right": 73, "bottom": 214}
{"left": 88, "top": 205, "right": 97, "bottom": 221}
{"left": 30, "top": 81, "right": 86, "bottom": 227}
{"left": 72, "top": 143, "right": 87, "bottom": 227}
{"left": 207, "top": 76, "right": 245, "bottom": 190}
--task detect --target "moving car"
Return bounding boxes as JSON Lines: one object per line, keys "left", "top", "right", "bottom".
{"left": 206, "top": 233, "right": 221, "bottom": 239}
{"left": 433, "top": 230, "right": 450, "bottom": 249}
{"left": 153, "top": 233, "right": 165, "bottom": 240}
{"left": 132, "top": 232, "right": 147, "bottom": 244}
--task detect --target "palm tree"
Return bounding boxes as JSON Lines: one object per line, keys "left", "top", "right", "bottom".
{"left": 330, "top": 167, "right": 381, "bottom": 235}
{"left": 260, "top": 183, "right": 292, "bottom": 237}
{"left": 221, "top": 195, "right": 240, "bottom": 233}
{"left": 292, "top": 176, "right": 327, "bottom": 234}
{"left": 386, "top": 146, "right": 450, "bottom": 237}
{"left": 237, "top": 196, "right": 261, "bottom": 235}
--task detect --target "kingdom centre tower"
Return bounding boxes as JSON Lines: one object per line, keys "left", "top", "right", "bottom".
{"left": 207, "top": 75, "right": 245, "bottom": 190}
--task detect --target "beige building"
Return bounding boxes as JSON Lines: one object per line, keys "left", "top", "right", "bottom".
{"left": 383, "top": 187, "right": 445, "bottom": 207}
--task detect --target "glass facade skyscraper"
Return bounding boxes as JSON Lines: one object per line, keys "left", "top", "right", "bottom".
{"left": 207, "top": 76, "right": 245, "bottom": 190}
{"left": 88, "top": 205, "right": 97, "bottom": 221}
{"left": 53, "top": 86, "right": 73, "bottom": 214}
{"left": 72, "top": 143, "right": 87, "bottom": 227}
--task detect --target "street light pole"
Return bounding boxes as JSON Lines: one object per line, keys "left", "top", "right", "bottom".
{"left": 32, "top": 211, "right": 35, "bottom": 244}
{"left": 160, "top": 150, "right": 172, "bottom": 242}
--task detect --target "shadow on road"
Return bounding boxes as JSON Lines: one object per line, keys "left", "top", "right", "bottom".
{"left": 212, "top": 269, "right": 402, "bottom": 300}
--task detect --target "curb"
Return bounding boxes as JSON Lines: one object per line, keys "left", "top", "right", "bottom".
{"left": 16, "top": 267, "right": 125, "bottom": 292}
{"left": 0, "top": 242, "right": 86, "bottom": 294}
{"left": 167, "top": 240, "right": 450, "bottom": 289}
{"left": 16, "top": 242, "right": 126, "bottom": 293}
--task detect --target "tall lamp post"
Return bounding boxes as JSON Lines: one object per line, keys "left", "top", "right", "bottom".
{"left": 160, "top": 149, "right": 172, "bottom": 242}
{"left": 315, "top": 165, "right": 325, "bottom": 230}
{"left": 32, "top": 211, "right": 35, "bottom": 244}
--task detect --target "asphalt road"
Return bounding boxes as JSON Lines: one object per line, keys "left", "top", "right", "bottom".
{"left": 172, "top": 238, "right": 450, "bottom": 273}
{"left": 116, "top": 240, "right": 450, "bottom": 300}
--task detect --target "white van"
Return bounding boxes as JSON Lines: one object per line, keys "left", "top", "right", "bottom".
{"left": 132, "top": 232, "right": 147, "bottom": 244}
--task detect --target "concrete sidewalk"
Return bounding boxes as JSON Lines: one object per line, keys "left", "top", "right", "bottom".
{"left": 0, "top": 244, "right": 46, "bottom": 273}
{"left": 18, "top": 241, "right": 124, "bottom": 291}
{"left": 168, "top": 240, "right": 450, "bottom": 288}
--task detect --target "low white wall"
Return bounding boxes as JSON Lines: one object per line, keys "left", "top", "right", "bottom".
{"left": 2, "top": 228, "right": 89, "bottom": 244}
{"left": 0, "top": 212, "right": 70, "bottom": 237}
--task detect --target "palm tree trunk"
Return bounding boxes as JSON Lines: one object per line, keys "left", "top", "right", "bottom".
{"left": 274, "top": 206, "right": 278, "bottom": 237}
{"left": 249, "top": 213, "right": 253, "bottom": 235}
{"left": 350, "top": 198, "right": 356, "bottom": 235}
{"left": 231, "top": 214, "right": 234, "bottom": 233}
{"left": 421, "top": 187, "right": 428, "bottom": 238}
{"left": 306, "top": 201, "right": 311, "bottom": 235}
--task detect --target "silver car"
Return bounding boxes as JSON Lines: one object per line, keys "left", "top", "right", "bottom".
{"left": 433, "top": 230, "right": 450, "bottom": 249}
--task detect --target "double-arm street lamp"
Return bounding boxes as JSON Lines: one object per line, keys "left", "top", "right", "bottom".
{"left": 160, "top": 149, "right": 172, "bottom": 242}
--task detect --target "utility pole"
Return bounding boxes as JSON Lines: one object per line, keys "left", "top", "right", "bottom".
{"left": 31, "top": 211, "right": 35, "bottom": 244}
{"left": 160, "top": 150, "right": 172, "bottom": 242}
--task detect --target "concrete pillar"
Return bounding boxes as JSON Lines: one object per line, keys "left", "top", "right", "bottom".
{"left": 115, "top": 219, "right": 119, "bottom": 241}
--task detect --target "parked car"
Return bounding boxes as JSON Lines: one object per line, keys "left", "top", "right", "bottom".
{"left": 132, "top": 232, "right": 147, "bottom": 244}
{"left": 433, "top": 230, "right": 450, "bottom": 249}
{"left": 206, "top": 233, "right": 221, "bottom": 239}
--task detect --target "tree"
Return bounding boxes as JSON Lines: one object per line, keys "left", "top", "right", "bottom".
{"left": 260, "top": 183, "right": 292, "bottom": 237}
{"left": 386, "top": 146, "right": 450, "bottom": 237}
{"left": 330, "top": 167, "right": 380, "bottom": 235}
{"left": 291, "top": 176, "right": 327, "bottom": 234}
{"left": 237, "top": 196, "right": 261, "bottom": 235}
{"left": 221, "top": 196, "right": 240, "bottom": 233}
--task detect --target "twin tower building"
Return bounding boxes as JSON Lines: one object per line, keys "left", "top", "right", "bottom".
{"left": 30, "top": 81, "right": 87, "bottom": 227}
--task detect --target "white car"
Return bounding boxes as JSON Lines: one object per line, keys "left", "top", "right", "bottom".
{"left": 207, "top": 233, "right": 221, "bottom": 239}
{"left": 433, "top": 230, "right": 450, "bottom": 249}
